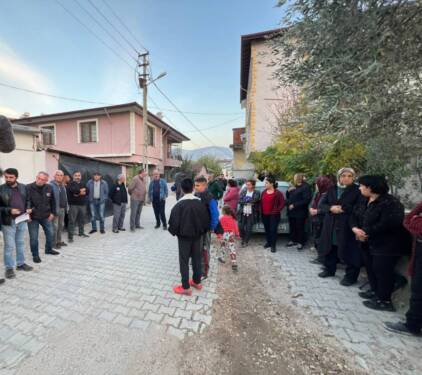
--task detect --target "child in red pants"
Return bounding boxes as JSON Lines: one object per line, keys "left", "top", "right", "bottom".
{"left": 217, "top": 205, "right": 240, "bottom": 270}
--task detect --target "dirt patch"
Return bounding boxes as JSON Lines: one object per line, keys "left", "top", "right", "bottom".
{"left": 180, "top": 241, "right": 365, "bottom": 375}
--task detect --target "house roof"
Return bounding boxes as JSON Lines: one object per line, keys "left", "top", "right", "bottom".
{"left": 46, "top": 148, "right": 130, "bottom": 166}
{"left": 13, "top": 102, "right": 189, "bottom": 143}
{"left": 240, "top": 28, "right": 286, "bottom": 102}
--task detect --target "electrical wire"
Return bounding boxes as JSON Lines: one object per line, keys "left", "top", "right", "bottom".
{"left": 72, "top": 0, "right": 138, "bottom": 63}
{"left": 101, "top": 0, "right": 149, "bottom": 53}
{"left": 183, "top": 116, "right": 243, "bottom": 133}
{"left": 54, "top": 0, "right": 135, "bottom": 70}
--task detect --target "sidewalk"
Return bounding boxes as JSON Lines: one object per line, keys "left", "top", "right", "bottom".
{"left": 269, "top": 240, "right": 422, "bottom": 375}
{"left": 0, "top": 196, "right": 218, "bottom": 373}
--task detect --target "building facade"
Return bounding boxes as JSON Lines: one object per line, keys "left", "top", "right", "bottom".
{"left": 240, "top": 29, "right": 298, "bottom": 157}
{"left": 13, "top": 102, "right": 188, "bottom": 177}
{"left": 230, "top": 127, "right": 254, "bottom": 178}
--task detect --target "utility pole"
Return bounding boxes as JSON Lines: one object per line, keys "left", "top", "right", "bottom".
{"left": 138, "top": 52, "right": 149, "bottom": 175}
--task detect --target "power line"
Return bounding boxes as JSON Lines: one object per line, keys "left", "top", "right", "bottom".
{"left": 86, "top": 0, "right": 140, "bottom": 56}
{"left": 101, "top": 0, "right": 149, "bottom": 53}
{"left": 152, "top": 82, "right": 217, "bottom": 146}
{"left": 184, "top": 116, "right": 243, "bottom": 133}
{"left": 54, "top": 0, "right": 135, "bottom": 70}
{"left": 72, "top": 0, "right": 138, "bottom": 63}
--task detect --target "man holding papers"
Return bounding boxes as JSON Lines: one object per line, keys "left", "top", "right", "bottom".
{"left": 0, "top": 168, "right": 33, "bottom": 281}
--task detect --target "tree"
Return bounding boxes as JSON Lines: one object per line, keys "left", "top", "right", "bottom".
{"left": 195, "top": 156, "right": 222, "bottom": 176}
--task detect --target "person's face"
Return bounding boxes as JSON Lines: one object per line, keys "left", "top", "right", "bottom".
{"left": 359, "top": 184, "right": 372, "bottom": 198}
{"left": 73, "top": 173, "right": 81, "bottom": 182}
{"left": 64, "top": 176, "right": 70, "bottom": 184}
{"left": 36, "top": 174, "right": 48, "bottom": 186}
{"left": 139, "top": 171, "right": 147, "bottom": 178}
{"left": 246, "top": 182, "right": 254, "bottom": 191}
{"left": 4, "top": 173, "right": 17, "bottom": 186}
{"left": 339, "top": 172, "right": 354, "bottom": 186}
{"left": 265, "top": 180, "right": 273, "bottom": 189}
{"left": 153, "top": 172, "right": 160, "bottom": 180}
{"left": 119, "top": 176, "right": 126, "bottom": 184}
{"left": 93, "top": 174, "right": 101, "bottom": 181}
{"left": 55, "top": 171, "right": 64, "bottom": 183}
{"left": 195, "top": 182, "right": 206, "bottom": 193}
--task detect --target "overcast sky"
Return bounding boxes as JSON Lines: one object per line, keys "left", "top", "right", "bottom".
{"left": 0, "top": 0, "right": 283, "bottom": 149}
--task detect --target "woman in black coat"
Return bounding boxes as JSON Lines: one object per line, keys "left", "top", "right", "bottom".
{"left": 318, "top": 167, "right": 362, "bottom": 286}
{"left": 286, "top": 173, "right": 312, "bottom": 250}
{"left": 350, "top": 175, "right": 411, "bottom": 312}
{"left": 109, "top": 174, "right": 128, "bottom": 233}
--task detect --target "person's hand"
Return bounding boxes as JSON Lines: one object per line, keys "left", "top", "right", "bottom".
{"left": 289, "top": 204, "right": 294, "bottom": 210}
{"left": 10, "top": 208, "right": 21, "bottom": 215}
{"left": 352, "top": 227, "right": 368, "bottom": 242}
{"left": 26, "top": 208, "right": 32, "bottom": 214}
{"left": 309, "top": 208, "right": 318, "bottom": 216}
{"left": 48, "top": 214, "right": 54, "bottom": 221}
{"left": 330, "top": 205, "right": 343, "bottom": 214}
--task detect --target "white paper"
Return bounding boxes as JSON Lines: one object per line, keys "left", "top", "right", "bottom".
{"left": 15, "top": 213, "right": 30, "bottom": 225}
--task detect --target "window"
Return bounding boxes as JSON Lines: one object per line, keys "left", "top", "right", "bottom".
{"left": 40, "top": 124, "right": 56, "bottom": 145}
{"left": 78, "top": 120, "right": 98, "bottom": 143}
{"left": 147, "top": 125, "right": 155, "bottom": 146}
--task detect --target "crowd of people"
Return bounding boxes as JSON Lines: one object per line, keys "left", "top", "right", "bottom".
{"left": 169, "top": 169, "right": 422, "bottom": 337}
{"left": 1, "top": 165, "right": 421, "bottom": 337}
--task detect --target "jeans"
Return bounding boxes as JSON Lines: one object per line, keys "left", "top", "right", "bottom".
{"left": 240, "top": 214, "right": 254, "bottom": 244}
{"left": 152, "top": 199, "right": 167, "bottom": 227}
{"left": 178, "top": 236, "right": 202, "bottom": 289}
{"left": 27, "top": 218, "right": 53, "bottom": 257}
{"left": 68, "top": 205, "right": 87, "bottom": 239}
{"left": 2, "top": 220, "right": 26, "bottom": 269}
{"left": 288, "top": 217, "right": 307, "bottom": 245}
{"left": 112, "top": 203, "right": 126, "bottom": 231}
{"left": 130, "top": 200, "right": 144, "bottom": 230}
{"left": 90, "top": 200, "right": 105, "bottom": 231}
{"left": 52, "top": 208, "right": 65, "bottom": 246}
{"left": 406, "top": 241, "right": 422, "bottom": 331}
{"left": 262, "top": 214, "right": 280, "bottom": 248}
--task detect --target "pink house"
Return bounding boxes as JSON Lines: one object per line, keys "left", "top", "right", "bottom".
{"left": 14, "top": 102, "right": 189, "bottom": 177}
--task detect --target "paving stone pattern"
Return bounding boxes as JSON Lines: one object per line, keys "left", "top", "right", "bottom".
{"left": 0, "top": 196, "right": 218, "bottom": 371}
{"left": 271, "top": 243, "right": 422, "bottom": 375}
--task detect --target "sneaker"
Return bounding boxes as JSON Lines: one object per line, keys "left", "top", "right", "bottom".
{"left": 33, "top": 256, "right": 42, "bottom": 263}
{"left": 340, "top": 278, "right": 357, "bottom": 287}
{"left": 118, "top": 228, "right": 126, "bottom": 231}
{"left": 0, "top": 278, "right": 5, "bottom": 285}
{"left": 173, "top": 285, "right": 192, "bottom": 296}
{"left": 232, "top": 264, "right": 238, "bottom": 271}
{"left": 80, "top": 234, "right": 89, "bottom": 238}
{"left": 68, "top": 238, "right": 74, "bottom": 243}
{"left": 88, "top": 230, "right": 97, "bottom": 234}
{"left": 286, "top": 241, "right": 296, "bottom": 247}
{"left": 318, "top": 270, "right": 335, "bottom": 278}
{"left": 46, "top": 249, "right": 60, "bottom": 255}
{"left": 359, "top": 290, "right": 376, "bottom": 299}
{"left": 363, "top": 299, "right": 395, "bottom": 312}
{"left": 189, "top": 279, "right": 203, "bottom": 290}
{"left": 100, "top": 229, "right": 105, "bottom": 234}
{"left": 217, "top": 257, "right": 225, "bottom": 264}
{"left": 384, "top": 321, "right": 421, "bottom": 336}
{"left": 16, "top": 264, "right": 33, "bottom": 272}
{"left": 154, "top": 225, "right": 160, "bottom": 229}
{"left": 5, "top": 269, "right": 16, "bottom": 279}
{"left": 297, "top": 244, "right": 304, "bottom": 251}
{"left": 112, "top": 230, "right": 119, "bottom": 233}
{"left": 59, "top": 242, "right": 68, "bottom": 247}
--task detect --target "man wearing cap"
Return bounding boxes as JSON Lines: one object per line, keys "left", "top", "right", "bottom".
{"left": 86, "top": 172, "right": 109, "bottom": 234}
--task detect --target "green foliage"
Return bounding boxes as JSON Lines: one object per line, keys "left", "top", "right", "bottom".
{"left": 195, "top": 156, "right": 222, "bottom": 175}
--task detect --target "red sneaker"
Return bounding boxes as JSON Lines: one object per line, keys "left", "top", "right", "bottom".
{"left": 189, "top": 279, "right": 203, "bottom": 290}
{"left": 173, "top": 285, "right": 192, "bottom": 296}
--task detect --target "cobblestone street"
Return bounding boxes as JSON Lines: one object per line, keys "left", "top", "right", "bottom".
{"left": 0, "top": 196, "right": 217, "bottom": 374}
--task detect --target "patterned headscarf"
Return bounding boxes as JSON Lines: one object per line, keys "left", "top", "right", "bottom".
{"left": 312, "top": 176, "right": 334, "bottom": 208}
{"left": 337, "top": 167, "right": 356, "bottom": 188}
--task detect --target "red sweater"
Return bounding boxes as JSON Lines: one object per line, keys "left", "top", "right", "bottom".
{"left": 261, "top": 190, "right": 285, "bottom": 215}
{"left": 218, "top": 215, "right": 240, "bottom": 237}
{"left": 404, "top": 201, "right": 422, "bottom": 276}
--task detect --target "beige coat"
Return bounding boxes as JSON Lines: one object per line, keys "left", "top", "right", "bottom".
{"left": 128, "top": 175, "right": 146, "bottom": 201}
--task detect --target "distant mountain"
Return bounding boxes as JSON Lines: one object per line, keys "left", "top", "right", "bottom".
{"left": 183, "top": 146, "right": 233, "bottom": 161}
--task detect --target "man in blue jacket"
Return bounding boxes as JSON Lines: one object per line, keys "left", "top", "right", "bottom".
{"left": 49, "top": 170, "right": 68, "bottom": 249}
{"left": 194, "top": 176, "right": 219, "bottom": 280}
{"left": 148, "top": 170, "right": 168, "bottom": 230}
{"left": 86, "top": 172, "right": 109, "bottom": 234}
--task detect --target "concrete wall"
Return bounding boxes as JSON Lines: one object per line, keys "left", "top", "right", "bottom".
{"left": 232, "top": 148, "right": 255, "bottom": 179}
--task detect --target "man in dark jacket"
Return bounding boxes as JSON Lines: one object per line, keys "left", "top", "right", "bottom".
{"left": 286, "top": 174, "right": 312, "bottom": 250}
{"left": 0, "top": 168, "right": 33, "bottom": 280}
{"left": 50, "top": 170, "right": 68, "bottom": 250}
{"left": 208, "top": 174, "right": 224, "bottom": 201}
{"left": 66, "top": 171, "right": 89, "bottom": 243}
{"left": 110, "top": 174, "right": 128, "bottom": 233}
{"left": 27, "top": 171, "right": 58, "bottom": 263}
{"left": 169, "top": 178, "right": 210, "bottom": 296}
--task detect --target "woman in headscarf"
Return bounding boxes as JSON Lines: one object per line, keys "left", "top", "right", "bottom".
{"left": 309, "top": 176, "right": 334, "bottom": 263}
{"left": 286, "top": 173, "right": 312, "bottom": 250}
{"left": 317, "top": 167, "right": 362, "bottom": 286}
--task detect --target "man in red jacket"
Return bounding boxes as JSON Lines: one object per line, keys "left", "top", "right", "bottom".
{"left": 385, "top": 201, "right": 422, "bottom": 336}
